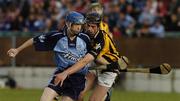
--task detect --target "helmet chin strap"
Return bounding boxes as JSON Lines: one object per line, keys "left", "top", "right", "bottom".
{"left": 66, "top": 22, "right": 81, "bottom": 38}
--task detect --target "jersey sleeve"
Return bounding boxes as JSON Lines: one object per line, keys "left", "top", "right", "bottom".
{"left": 88, "top": 35, "right": 105, "bottom": 59}
{"left": 78, "top": 33, "right": 91, "bottom": 52}
{"left": 33, "top": 31, "right": 60, "bottom": 51}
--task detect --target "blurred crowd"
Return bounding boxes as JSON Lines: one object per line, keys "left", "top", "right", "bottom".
{"left": 0, "top": 0, "right": 180, "bottom": 38}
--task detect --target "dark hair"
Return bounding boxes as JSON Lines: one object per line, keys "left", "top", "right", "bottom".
{"left": 85, "top": 13, "right": 101, "bottom": 24}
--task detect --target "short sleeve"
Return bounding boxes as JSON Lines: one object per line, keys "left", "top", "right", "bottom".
{"left": 88, "top": 37, "right": 104, "bottom": 59}
{"left": 33, "top": 31, "right": 61, "bottom": 51}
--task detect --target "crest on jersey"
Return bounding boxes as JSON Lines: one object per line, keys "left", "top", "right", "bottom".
{"left": 38, "top": 35, "right": 46, "bottom": 43}
{"left": 94, "top": 43, "right": 101, "bottom": 50}
{"left": 60, "top": 51, "right": 80, "bottom": 61}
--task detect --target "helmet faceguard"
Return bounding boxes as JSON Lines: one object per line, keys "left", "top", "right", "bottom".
{"left": 85, "top": 13, "right": 102, "bottom": 38}
{"left": 65, "top": 11, "right": 84, "bottom": 36}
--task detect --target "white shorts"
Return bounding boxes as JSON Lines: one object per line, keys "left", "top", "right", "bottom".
{"left": 88, "top": 62, "right": 117, "bottom": 88}
{"left": 98, "top": 71, "right": 117, "bottom": 88}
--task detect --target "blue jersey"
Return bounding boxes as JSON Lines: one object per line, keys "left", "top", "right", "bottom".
{"left": 33, "top": 27, "right": 90, "bottom": 75}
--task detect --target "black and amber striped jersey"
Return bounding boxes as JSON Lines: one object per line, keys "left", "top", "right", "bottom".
{"left": 100, "top": 21, "right": 109, "bottom": 34}
{"left": 100, "top": 21, "right": 113, "bottom": 38}
{"left": 88, "top": 30, "right": 120, "bottom": 64}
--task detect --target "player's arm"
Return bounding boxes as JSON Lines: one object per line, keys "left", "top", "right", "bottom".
{"left": 7, "top": 38, "right": 33, "bottom": 58}
{"left": 65, "top": 53, "right": 95, "bottom": 75}
{"left": 54, "top": 41, "right": 104, "bottom": 86}
{"left": 7, "top": 31, "right": 59, "bottom": 57}
{"left": 64, "top": 38, "right": 105, "bottom": 75}
{"left": 54, "top": 53, "right": 95, "bottom": 86}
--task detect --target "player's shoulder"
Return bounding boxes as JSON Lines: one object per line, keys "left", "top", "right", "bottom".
{"left": 101, "top": 21, "right": 108, "bottom": 27}
{"left": 94, "top": 30, "right": 105, "bottom": 43}
{"left": 45, "top": 30, "right": 65, "bottom": 38}
{"left": 99, "top": 30, "right": 106, "bottom": 37}
{"left": 78, "top": 32, "right": 90, "bottom": 41}
{"left": 100, "top": 29, "right": 112, "bottom": 39}
{"left": 100, "top": 21, "right": 109, "bottom": 29}
{"left": 100, "top": 21, "right": 110, "bottom": 33}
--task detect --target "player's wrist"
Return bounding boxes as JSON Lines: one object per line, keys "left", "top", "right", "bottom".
{"left": 16, "top": 47, "right": 21, "bottom": 53}
{"left": 63, "top": 70, "right": 69, "bottom": 76}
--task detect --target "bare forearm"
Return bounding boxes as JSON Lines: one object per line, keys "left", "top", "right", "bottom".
{"left": 17, "top": 38, "right": 33, "bottom": 52}
{"left": 7, "top": 38, "right": 34, "bottom": 57}
{"left": 65, "top": 54, "right": 94, "bottom": 75}
{"left": 65, "top": 60, "right": 89, "bottom": 75}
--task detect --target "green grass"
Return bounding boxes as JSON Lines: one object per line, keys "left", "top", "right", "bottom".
{"left": 111, "top": 90, "right": 180, "bottom": 101}
{"left": 0, "top": 88, "right": 180, "bottom": 101}
{"left": 0, "top": 88, "right": 42, "bottom": 101}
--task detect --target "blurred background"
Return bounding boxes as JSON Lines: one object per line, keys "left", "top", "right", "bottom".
{"left": 0, "top": 0, "right": 180, "bottom": 101}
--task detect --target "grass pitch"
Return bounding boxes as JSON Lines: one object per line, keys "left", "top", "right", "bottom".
{"left": 0, "top": 88, "right": 179, "bottom": 101}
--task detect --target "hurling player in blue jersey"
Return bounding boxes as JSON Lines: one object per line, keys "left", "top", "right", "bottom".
{"left": 54, "top": 12, "right": 127, "bottom": 101}
{"left": 7, "top": 11, "right": 90, "bottom": 101}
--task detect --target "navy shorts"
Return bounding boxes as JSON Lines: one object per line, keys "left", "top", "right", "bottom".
{"left": 48, "top": 70, "right": 86, "bottom": 100}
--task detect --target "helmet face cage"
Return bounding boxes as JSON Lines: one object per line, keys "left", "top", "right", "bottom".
{"left": 85, "top": 13, "right": 101, "bottom": 24}
{"left": 66, "top": 11, "right": 85, "bottom": 25}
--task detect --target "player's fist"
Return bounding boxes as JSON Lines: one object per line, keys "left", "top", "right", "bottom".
{"left": 7, "top": 48, "right": 19, "bottom": 58}
{"left": 118, "top": 56, "right": 129, "bottom": 70}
